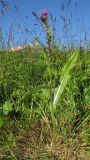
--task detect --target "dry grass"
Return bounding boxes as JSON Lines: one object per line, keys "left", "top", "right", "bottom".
{"left": 0, "top": 119, "right": 90, "bottom": 160}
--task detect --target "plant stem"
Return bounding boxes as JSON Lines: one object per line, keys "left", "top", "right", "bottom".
{"left": 45, "top": 21, "right": 57, "bottom": 145}
{"left": 50, "top": 104, "right": 57, "bottom": 145}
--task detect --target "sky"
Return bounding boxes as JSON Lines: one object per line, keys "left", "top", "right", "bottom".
{"left": 0, "top": 0, "right": 90, "bottom": 48}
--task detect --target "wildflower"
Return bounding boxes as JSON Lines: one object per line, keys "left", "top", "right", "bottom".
{"left": 40, "top": 9, "right": 48, "bottom": 23}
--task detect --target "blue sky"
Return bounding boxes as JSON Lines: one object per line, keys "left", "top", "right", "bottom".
{"left": 0, "top": 0, "right": 90, "bottom": 48}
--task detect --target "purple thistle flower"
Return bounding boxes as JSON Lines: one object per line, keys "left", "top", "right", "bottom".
{"left": 40, "top": 9, "right": 48, "bottom": 23}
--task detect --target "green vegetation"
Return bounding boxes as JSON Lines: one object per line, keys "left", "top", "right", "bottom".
{"left": 0, "top": 47, "right": 90, "bottom": 159}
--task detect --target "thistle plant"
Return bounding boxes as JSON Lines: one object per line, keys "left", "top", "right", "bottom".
{"left": 32, "top": 9, "right": 79, "bottom": 145}
{"left": 40, "top": 9, "right": 53, "bottom": 105}
{"left": 40, "top": 9, "right": 57, "bottom": 144}
{"left": 40, "top": 9, "right": 52, "bottom": 53}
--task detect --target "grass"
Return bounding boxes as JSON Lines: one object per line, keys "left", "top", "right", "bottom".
{"left": 0, "top": 1, "right": 90, "bottom": 159}
{"left": 0, "top": 47, "right": 90, "bottom": 159}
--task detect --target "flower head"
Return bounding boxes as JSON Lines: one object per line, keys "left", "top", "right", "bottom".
{"left": 40, "top": 9, "right": 48, "bottom": 23}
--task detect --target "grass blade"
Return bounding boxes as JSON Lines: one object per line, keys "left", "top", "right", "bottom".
{"left": 53, "top": 50, "right": 79, "bottom": 108}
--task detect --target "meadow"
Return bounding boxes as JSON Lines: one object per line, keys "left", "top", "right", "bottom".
{"left": 0, "top": 2, "right": 90, "bottom": 159}
{"left": 0, "top": 46, "right": 90, "bottom": 159}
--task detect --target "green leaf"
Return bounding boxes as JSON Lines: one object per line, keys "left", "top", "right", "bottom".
{"left": 53, "top": 50, "right": 79, "bottom": 108}
{"left": 3, "top": 101, "right": 13, "bottom": 115}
